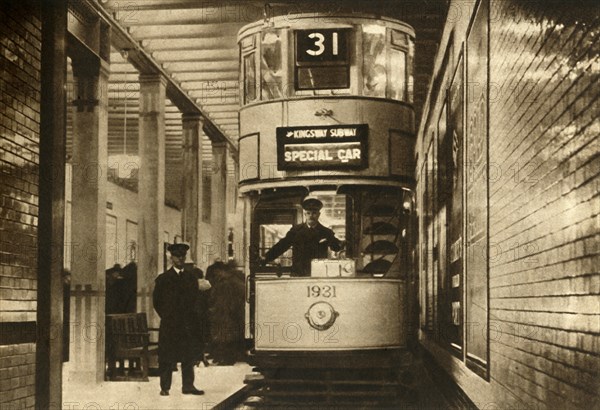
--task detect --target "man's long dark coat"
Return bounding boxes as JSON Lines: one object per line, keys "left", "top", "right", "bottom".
{"left": 153, "top": 267, "right": 201, "bottom": 363}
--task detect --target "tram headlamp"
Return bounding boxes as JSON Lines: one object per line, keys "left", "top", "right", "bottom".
{"left": 402, "top": 191, "right": 413, "bottom": 214}
{"left": 403, "top": 199, "right": 411, "bottom": 213}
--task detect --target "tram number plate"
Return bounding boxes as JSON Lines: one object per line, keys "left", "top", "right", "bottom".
{"left": 296, "top": 29, "right": 349, "bottom": 63}
{"left": 307, "top": 285, "right": 337, "bottom": 298}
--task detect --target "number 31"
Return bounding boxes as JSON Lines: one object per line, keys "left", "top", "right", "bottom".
{"left": 306, "top": 32, "right": 339, "bottom": 56}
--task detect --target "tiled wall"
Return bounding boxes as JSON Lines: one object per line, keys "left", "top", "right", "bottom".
{"left": 0, "top": 1, "right": 41, "bottom": 408}
{"left": 0, "top": 344, "right": 36, "bottom": 409}
{"left": 417, "top": 0, "right": 599, "bottom": 408}
{"left": 488, "top": 1, "right": 599, "bottom": 408}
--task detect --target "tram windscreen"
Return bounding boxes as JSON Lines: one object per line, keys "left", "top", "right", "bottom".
{"left": 310, "top": 192, "right": 347, "bottom": 255}
{"left": 260, "top": 224, "right": 293, "bottom": 267}
{"left": 257, "top": 192, "right": 347, "bottom": 270}
{"left": 256, "top": 188, "right": 411, "bottom": 278}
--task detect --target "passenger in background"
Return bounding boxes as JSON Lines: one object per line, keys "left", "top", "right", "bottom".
{"left": 120, "top": 262, "right": 137, "bottom": 313}
{"left": 205, "top": 260, "right": 223, "bottom": 290}
{"left": 105, "top": 264, "right": 124, "bottom": 371}
{"left": 203, "top": 260, "right": 222, "bottom": 359}
{"left": 260, "top": 196, "right": 344, "bottom": 276}
{"left": 208, "top": 260, "right": 245, "bottom": 365}
{"left": 62, "top": 269, "right": 71, "bottom": 362}
{"left": 105, "top": 264, "right": 123, "bottom": 315}
{"left": 192, "top": 266, "right": 211, "bottom": 367}
{"left": 105, "top": 263, "right": 137, "bottom": 314}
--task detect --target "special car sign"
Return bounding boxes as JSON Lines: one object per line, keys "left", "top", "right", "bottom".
{"left": 276, "top": 124, "right": 368, "bottom": 170}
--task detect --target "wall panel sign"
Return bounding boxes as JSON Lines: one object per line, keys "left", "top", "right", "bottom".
{"left": 277, "top": 124, "right": 368, "bottom": 170}
{"left": 465, "top": 0, "right": 489, "bottom": 376}
{"left": 447, "top": 50, "right": 464, "bottom": 351}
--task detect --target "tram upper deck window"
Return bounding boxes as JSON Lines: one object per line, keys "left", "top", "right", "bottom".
{"left": 241, "top": 35, "right": 257, "bottom": 104}
{"left": 295, "top": 29, "right": 350, "bottom": 90}
{"left": 363, "top": 26, "right": 412, "bottom": 102}
{"left": 261, "top": 30, "right": 283, "bottom": 99}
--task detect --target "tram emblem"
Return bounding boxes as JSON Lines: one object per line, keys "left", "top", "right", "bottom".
{"left": 305, "top": 301, "right": 340, "bottom": 331}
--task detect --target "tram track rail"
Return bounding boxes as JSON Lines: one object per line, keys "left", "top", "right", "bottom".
{"left": 217, "top": 367, "right": 418, "bottom": 410}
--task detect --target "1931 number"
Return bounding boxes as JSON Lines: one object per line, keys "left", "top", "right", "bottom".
{"left": 307, "top": 285, "right": 337, "bottom": 298}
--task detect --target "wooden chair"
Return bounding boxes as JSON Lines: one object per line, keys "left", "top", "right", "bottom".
{"left": 106, "top": 313, "right": 158, "bottom": 381}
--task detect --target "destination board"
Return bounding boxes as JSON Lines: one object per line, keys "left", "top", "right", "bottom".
{"left": 276, "top": 124, "right": 368, "bottom": 170}
{"left": 295, "top": 29, "right": 349, "bottom": 64}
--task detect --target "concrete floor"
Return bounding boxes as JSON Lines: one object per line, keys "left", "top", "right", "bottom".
{"left": 62, "top": 362, "right": 251, "bottom": 410}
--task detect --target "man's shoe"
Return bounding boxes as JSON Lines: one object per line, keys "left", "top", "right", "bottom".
{"left": 182, "top": 387, "right": 205, "bottom": 395}
{"left": 160, "top": 390, "right": 169, "bottom": 396}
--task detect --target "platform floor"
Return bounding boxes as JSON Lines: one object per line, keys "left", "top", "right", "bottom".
{"left": 62, "top": 361, "right": 251, "bottom": 409}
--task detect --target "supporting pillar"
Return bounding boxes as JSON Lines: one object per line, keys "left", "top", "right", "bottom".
{"left": 210, "top": 142, "right": 228, "bottom": 262}
{"left": 181, "top": 113, "right": 204, "bottom": 264}
{"left": 138, "top": 74, "right": 166, "bottom": 326}
{"left": 38, "top": 0, "right": 67, "bottom": 406}
{"left": 69, "top": 57, "right": 110, "bottom": 383}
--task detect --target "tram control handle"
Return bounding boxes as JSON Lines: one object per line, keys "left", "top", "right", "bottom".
{"left": 257, "top": 241, "right": 347, "bottom": 277}
{"left": 257, "top": 258, "right": 283, "bottom": 277}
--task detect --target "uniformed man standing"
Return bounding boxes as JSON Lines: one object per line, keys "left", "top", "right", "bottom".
{"left": 153, "top": 243, "right": 204, "bottom": 396}
{"left": 260, "top": 196, "right": 344, "bottom": 276}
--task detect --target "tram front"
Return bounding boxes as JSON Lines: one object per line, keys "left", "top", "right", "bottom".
{"left": 237, "top": 14, "right": 417, "bottom": 366}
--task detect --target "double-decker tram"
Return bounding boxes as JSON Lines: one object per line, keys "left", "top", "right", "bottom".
{"left": 238, "top": 13, "right": 417, "bottom": 406}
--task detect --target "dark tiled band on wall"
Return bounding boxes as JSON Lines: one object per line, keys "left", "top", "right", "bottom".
{"left": 421, "top": 347, "right": 478, "bottom": 410}
{"left": 0, "top": 322, "right": 37, "bottom": 346}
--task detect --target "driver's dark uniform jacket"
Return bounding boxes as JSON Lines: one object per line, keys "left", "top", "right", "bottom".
{"left": 264, "top": 222, "right": 342, "bottom": 276}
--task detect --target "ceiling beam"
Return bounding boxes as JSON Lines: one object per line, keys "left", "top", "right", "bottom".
{"left": 187, "top": 90, "right": 239, "bottom": 98}
{"left": 213, "top": 119, "right": 239, "bottom": 126}
{"left": 107, "top": 112, "right": 141, "bottom": 118}
{"left": 194, "top": 101, "right": 240, "bottom": 109}
{"left": 151, "top": 49, "right": 238, "bottom": 62}
{"left": 141, "top": 37, "right": 234, "bottom": 51}
{"left": 113, "top": 8, "right": 263, "bottom": 26}
{"left": 108, "top": 82, "right": 140, "bottom": 91}
{"left": 181, "top": 80, "right": 238, "bottom": 90}
{"left": 162, "top": 60, "right": 238, "bottom": 72}
{"left": 206, "top": 112, "right": 239, "bottom": 119}
{"left": 108, "top": 63, "right": 140, "bottom": 73}
{"left": 107, "top": 72, "right": 140, "bottom": 81}
{"left": 127, "top": 24, "right": 240, "bottom": 39}
{"left": 108, "top": 80, "right": 241, "bottom": 93}
{"left": 102, "top": 0, "right": 232, "bottom": 11}
{"left": 171, "top": 71, "right": 239, "bottom": 82}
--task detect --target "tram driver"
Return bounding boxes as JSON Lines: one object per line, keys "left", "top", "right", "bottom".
{"left": 259, "top": 196, "right": 344, "bottom": 277}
